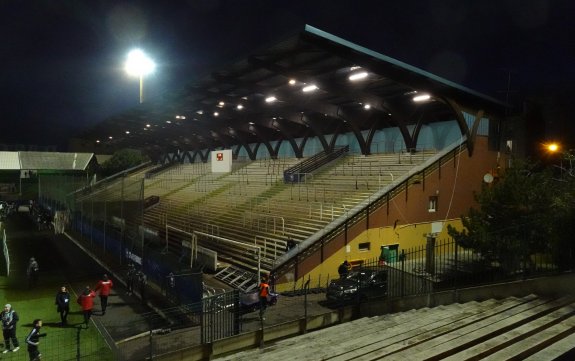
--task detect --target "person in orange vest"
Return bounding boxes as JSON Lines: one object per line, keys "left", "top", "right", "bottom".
{"left": 77, "top": 287, "right": 96, "bottom": 328}
{"left": 259, "top": 276, "right": 270, "bottom": 320}
{"left": 95, "top": 274, "right": 113, "bottom": 315}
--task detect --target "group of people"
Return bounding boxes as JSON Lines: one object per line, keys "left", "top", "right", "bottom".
{"left": 54, "top": 275, "right": 115, "bottom": 328}
{"left": 1, "top": 273, "right": 115, "bottom": 360}
{"left": 76, "top": 273, "right": 114, "bottom": 328}
{"left": 3, "top": 258, "right": 151, "bottom": 359}
{"left": 1, "top": 304, "right": 45, "bottom": 361}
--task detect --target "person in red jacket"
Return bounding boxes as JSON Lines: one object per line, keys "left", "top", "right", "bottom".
{"left": 95, "top": 274, "right": 113, "bottom": 315}
{"left": 77, "top": 287, "right": 96, "bottom": 328}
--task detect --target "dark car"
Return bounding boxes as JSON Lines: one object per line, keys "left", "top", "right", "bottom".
{"left": 326, "top": 267, "right": 387, "bottom": 303}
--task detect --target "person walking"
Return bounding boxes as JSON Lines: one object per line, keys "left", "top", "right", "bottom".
{"left": 77, "top": 287, "right": 96, "bottom": 328}
{"left": 126, "top": 263, "right": 136, "bottom": 296}
{"left": 27, "top": 258, "right": 40, "bottom": 289}
{"left": 95, "top": 274, "right": 113, "bottom": 315}
{"left": 25, "top": 319, "right": 46, "bottom": 361}
{"left": 258, "top": 276, "right": 270, "bottom": 321}
{"left": 338, "top": 260, "right": 351, "bottom": 278}
{"left": 166, "top": 272, "right": 176, "bottom": 300}
{"left": 1, "top": 304, "right": 20, "bottom": 353}
{"left": 137, "top": 271, "right": 147, "bottom": 304}
{"left": 54, "top": 286, "right": 71, "bottom": 326}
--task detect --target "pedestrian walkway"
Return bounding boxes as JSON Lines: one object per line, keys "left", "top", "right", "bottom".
{"left": 0, "top": 214, "right": 178, "bottom": 359}
{"left": 2, "top": 213, "right": 336, "bottom": 360}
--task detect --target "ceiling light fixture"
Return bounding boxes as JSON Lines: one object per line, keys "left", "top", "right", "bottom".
{"left": 289, "top": 79, "right": 296, "bottom": 85}
{"left": 413, "top": 94, "right": 431, "bottom": 102}
{"left": 302, "top": 84, "right": 318, "bottom": 92}
{"left": 265, "top": 96, "right": 277, "bottom": 103}
{"left": 237, "top": 104, "right": 244, "bottom": 110}
{"left": 213, "top": 112, "right": 219, "bottom": 117}
{"left": 364, "top": 104, "right": 371, "bottom": 110}
{"left": 349, "top": 71, "right": 368, "bottom": 81}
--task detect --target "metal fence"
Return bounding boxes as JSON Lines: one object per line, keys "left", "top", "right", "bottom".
{"left": 10, "top": 235, "right": 560, "bottom": 360}
{"left": 0, "top": 326, "right": 114, "bottom": 361}
{"left": 292, "top": 237, "right": 562, "bottom": 300}
{"left": 112, "top": 287, "right": 327, "bottom": 360}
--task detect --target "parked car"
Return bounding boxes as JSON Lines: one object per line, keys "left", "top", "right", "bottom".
{"left": 326, "top": 267, "right": 387, "bottom": 304}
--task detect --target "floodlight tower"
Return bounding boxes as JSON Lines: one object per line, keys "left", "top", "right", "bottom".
{"left": 124, "top": 49, "right": 155, "bottom": 104}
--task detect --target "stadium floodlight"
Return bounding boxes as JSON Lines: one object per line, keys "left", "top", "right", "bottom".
{"left": 125, "top": 49, "right": 156, "bottom": 104}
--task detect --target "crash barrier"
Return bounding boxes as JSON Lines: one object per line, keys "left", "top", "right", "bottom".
{"left": 1, "top": 222, "right": 8, "bottom": 276}
{"left": 145, "top": 162, "right": 178, "bottom": 179}
{"left": 283, "top": 146, "right": 349, "bottom": 183}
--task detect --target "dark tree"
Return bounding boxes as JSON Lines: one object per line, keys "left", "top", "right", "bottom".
{"left": 448, "top": 158, "right": 575, "bottom": 272}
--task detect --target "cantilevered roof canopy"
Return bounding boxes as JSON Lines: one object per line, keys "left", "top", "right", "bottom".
{"left": 82, "top": 25, "right": 509, "bottom": 156}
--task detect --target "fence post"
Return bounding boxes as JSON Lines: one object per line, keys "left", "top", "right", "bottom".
{"left": 400, "top": 250, "right": 405, "bottom": 297}
{"left": 454, "top": 240, "right": 458, "bottom": 290}
{"left": 425, "top": 235, "right": 436, "bottom": 275}
{"left": 148, "top": 313, "right": 153, "bottom": 360}
{"left": 303, "top": 278, "right": 310, "bottom": 334}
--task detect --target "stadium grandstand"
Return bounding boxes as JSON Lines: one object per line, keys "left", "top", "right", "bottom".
{"left": 2, "top": 25, "right": 573, "bottom": 360}
{"left": 66, "top": 25, "right": 510, "bottom": 292}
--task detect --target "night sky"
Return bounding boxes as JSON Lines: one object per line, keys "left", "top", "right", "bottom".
{"left": 0, "top": 0, "right": 573, "bottom": 149}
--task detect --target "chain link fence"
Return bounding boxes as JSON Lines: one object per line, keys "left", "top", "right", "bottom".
{"left": 0, "top": 325, "right": 114, "bottom": 361}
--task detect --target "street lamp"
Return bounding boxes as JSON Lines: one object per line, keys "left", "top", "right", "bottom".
{"left": 124, "top": 49, "right": 155, "bottom": 104}
{"left": 546, "top": 142, "right": 560, "bottom": 153}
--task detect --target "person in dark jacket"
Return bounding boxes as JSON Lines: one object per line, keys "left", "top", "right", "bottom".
{"left": 338, "top": 260, "right": 351, "bottom": 278}
{"left": 1, "top": 304, "right": 19, "bottom": 353}
{"left": 126, "top": 263, "right": 136, "bottom": 296}
{"left": 25, "top": 319, "right": 46, "bottom": 361}
{"left": 95, "top": 274, "right": 113, "bottom": 315}
{"left": 26, "top": 258, "right": 39, "bottom": 289}
{"left": 55, "top": 286, "right": 71, "bottom": 326}
{"left": 77, "top": 287, "right": 96, "bottom": 328}
{"left": 137, "top": 271, "right": 147, "bottom": 304}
